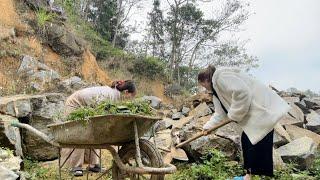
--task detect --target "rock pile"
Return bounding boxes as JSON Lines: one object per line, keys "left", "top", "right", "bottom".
{"left": 150, "top": 91, "right": 320, "bottom": 170}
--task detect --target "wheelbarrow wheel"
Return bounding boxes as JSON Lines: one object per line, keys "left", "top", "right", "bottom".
{"left": 112, "top": 139, "right": 164, "bottom": 180}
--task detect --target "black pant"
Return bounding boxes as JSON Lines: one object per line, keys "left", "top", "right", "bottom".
{"left": 241, "top": 130, "right": 274, "bottom": 176}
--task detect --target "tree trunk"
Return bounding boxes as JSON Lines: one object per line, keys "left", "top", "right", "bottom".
{"left": 112, "top": 0, "right": 123, "bottom": 47}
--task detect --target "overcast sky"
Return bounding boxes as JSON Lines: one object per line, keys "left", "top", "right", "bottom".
{"left": 128, "top": 0, "right": 320, "bottom": 92}
{"left": 241, "top": 0, "right": 320, "bottom": 92}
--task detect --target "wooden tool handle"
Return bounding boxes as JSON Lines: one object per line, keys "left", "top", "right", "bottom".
{"left": 175, "top": 119, "right": 232, "bottom": 148}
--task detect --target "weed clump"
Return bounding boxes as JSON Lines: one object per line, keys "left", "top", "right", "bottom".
{"left": 66, "top": 100, "right": 155, "bottom": 124}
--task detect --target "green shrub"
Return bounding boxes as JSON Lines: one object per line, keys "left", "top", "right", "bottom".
{"left": 24, "top": 158, "right": 51, "bottom": 179}
{"left": 35, "top": 9, "right": 55, "bottom": 27}
{"left": 172, "top": 149, "right": 244, "bottom": 180}
{"left": 309, "top": 155, "right": 320, "bottom": 179}
{"left": 131, "top": 57, "right": 166, "bottom": 80}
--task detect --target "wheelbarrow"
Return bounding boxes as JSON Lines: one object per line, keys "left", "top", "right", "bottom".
{"left": 9, "top": 114, "right": 177, "bottom": 180}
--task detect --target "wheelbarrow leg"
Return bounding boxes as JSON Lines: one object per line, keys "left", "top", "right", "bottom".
{"left": 58, "top": 148, "right": 61, "bottom": 180}
{"left": 133, "top": 121, "right": 143, "bottom": 167}
{"left": 87, "top": 149, "right": 91, "bottom": 180}
{"left": 92, "top": 149, "right": 102, "bottom": 173}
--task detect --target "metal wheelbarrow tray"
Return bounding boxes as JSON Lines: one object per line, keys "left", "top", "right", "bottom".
{"left": 48, "top": 114, "right": 159, "bottom": 145}
{"left": 11, "top": 114, "right": 176, "bottom": 179}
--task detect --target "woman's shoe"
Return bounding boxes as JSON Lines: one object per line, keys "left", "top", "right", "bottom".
{"left": 71, "top": 167, "right": 83, "bottom": 176}
{"left": 88, "top": 164, "right": 103, "bottom": 173}
{"left": 233, "top": 176, "right": 244, "bottom": 180}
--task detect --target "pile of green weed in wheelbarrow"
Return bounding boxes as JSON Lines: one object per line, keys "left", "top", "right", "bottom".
{"left": 9, "top": 100, "right": 176, "bottom": 180}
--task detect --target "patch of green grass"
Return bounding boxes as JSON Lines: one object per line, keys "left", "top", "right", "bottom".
{"left": 171, "top": 149, "right": 244, "bottom": 180}
{"left": 23, "top": 158, "right": 52, "bottom": 179}
{"left": 35, "top": 8, "right": 56, "bottom": 27}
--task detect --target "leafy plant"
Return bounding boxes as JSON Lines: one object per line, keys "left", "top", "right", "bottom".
{"left": 35, "top": 8, "right": 56, "bottom": 27}
{"left": 66, "top": 100, "right": 155, "bottom": 124}
{"left": 172, "top": 149, "right": 244, "bottom": 180}
{"left": 23, "top": 158, "right": 51, "bottom": 179}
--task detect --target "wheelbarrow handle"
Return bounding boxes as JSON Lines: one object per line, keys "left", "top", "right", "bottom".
{"left": 10, "top": 120, "right": 59, "bottom": 147}
{"left": 175, "top": 119, "right": 233, "bottom": 148}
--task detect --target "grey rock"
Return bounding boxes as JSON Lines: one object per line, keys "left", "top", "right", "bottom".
{"left": 0, "top": 96, "right": 32, "bottom": 118}
{"left": 288, "top": 103, "right": 304, "bottom": 123}
{"left": 0, "top": 115, "right": 23, "bottom": 156}
{"left": 32, "top": 70, "right": 60, "bottom": 82}
{"left": 0, "top": 165, "right": 18, "bottom": 180}
{"left": 18, "top": 55, "right": 50, "bottom": 74}
{"left": 172, "top": 112, "right": 184, "bottom": 120}
{"left": 282, "top": 97, "right": 300, "bottom": 104}
{"left": 141, "top": 96, "right": 162, "bottom": 109}
{"left": 306, "top": 110, "right": 320, "bottom": 134}
{"left": 0, "top": 155, "right": 22, "bottom": 172}
{"left": 273, "top": 148, "right": 285, "bottom": 170}
{"left": 153, "top": 120, "right": 167, "bottom": 132}
{"left": 302, "top": 98, "right": 320, "bottom": 110}
{"left": 294, "top": 102, "right": 311, "bottom": 114}
{"left": 171, "top": 109, "right": 178, "bottom": 114}
{"left": 18, "top": 56, "right": 60, "bottom": 90}
{"left": 181, "top": 107, "right": 190, "bottom": 116}
{"left": 285, "top": 124, "right": 320, "bottom": 145}
{"left": 277, "top": 137, "right": 317, "bottom": 170}
{"left": 61, "top": 76, "right": 85, "bottom": 89}
{"left": 46, "top": 23, "right": 85, "bottom": 56}
{"left": 162, "top": 118, "right": 174, "bottom": 129}
{"left": 188, "top": 102, "right": 212, "bottom": 119}
{"left": 273, "top": 132, "right": 288, "bottom": 147}
{"left": 189, "top": 134, "right": 238, "bottom": 160}
{"left": 0, "top": 94, "right": 65, "bottom": 160}
{"left": 25, "top": 0, "right": 48, "bottom": 10}
{"left": 279, "top": 114, "right": 303, "bottom": 127}
{"left": 178, "top": 116, "right": 239, "bottom": 160}
{"left": 215, "top": 122, "right": 242, "bottom": 147}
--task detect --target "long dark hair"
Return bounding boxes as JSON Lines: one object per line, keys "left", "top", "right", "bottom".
{"left": 111, "top": 80, "right": 136, "bottom": 93}
{"left": 198, "top": 65, "right": 216, "bottom": 89}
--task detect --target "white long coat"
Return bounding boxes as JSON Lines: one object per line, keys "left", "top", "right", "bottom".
{"left": 212, "top": 67, "right": 290, "bottom": 145}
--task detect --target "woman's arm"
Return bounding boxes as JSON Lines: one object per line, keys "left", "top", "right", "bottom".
{"left": 216, "top": 73, "right": 252, "bottom": 122}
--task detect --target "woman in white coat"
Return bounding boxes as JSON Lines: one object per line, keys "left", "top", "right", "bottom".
{"left": 198, "top": 66, "right": 290, "bottom": 180}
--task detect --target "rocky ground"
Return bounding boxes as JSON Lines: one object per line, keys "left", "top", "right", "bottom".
{"left": 1, "top": 0, "right": 320, "bottom": 180}
{"left": 1, "top": 88, "right": 320, "bottom": 179}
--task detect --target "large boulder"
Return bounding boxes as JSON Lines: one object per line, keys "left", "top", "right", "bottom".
{"left": 0, "top": 94, "right": 65, "bottom": 160}
{"left": 301, "top": 98, "right": 320, "bottom": 110}
{"left": 141, "top": 96, "right": 162, "bottom": 109}
{"left": 279, "top": 114, "right": 303, "bottom": 127}
{"left": 282, "top": 97, "right": 300, "bottom": 104}
{"left": 188, "top": 102, "right": 212, "bottom": 119}
{"left": 0, "top": 166, "right": 18, "bottom": 180}
{"left": 294, "top": 102, "right": 311, "bottom": 114}
{"left": 273, "top": 148, "right": 285, "bottom": 170}
{"left": 306, "top": 110, "right": 320, "bottom": 134}
{"left": 57, "top": 76, "right": 86, "bottom": 94}
{"left": 178, "top": 116, "right": 239, "bottom": 160}
{"left": 276, "top": 137, "right": 317, "bottom": 170}
{"left": 0, "top": 115, "right": 23, "bottom": 156}
{"left": 0, "top": 147, "right": 22, "bottom": 180}
{"left": 18, "top": 55, "right": 60, "bottom": 91}
{"left": 285, "top": 124, "right": 320, "bottom": 145}
{"left": 46, "top": 23, "right": 85, "bottom": 56}
{"left": 215, "top": 122, "right": 242, "bottom": 147}
{"left": 288, "top": 103, "right": 305, "bottom": 123}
